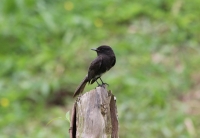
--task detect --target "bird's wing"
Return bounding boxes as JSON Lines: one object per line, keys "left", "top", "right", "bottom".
{"left": 87, "top": 56, "right": 102, "bottom": 81}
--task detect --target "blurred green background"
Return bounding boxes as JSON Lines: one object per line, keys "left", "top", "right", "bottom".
{"left": 0, "top": 0, "right": 200, "bottom": 137}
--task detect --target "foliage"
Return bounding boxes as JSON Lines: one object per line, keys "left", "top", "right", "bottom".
{"left": 0, "top": 0, "right": 200, "bottom": 137}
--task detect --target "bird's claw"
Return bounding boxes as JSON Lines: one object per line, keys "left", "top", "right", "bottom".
{"left": 97, "top": 84, "right": 103, "bottom": 87}
{"left": 101, "top": 83, "right": 109, "bottom": 87}
{"left": 96, "top": 83, "right": 109, "bottom": 89}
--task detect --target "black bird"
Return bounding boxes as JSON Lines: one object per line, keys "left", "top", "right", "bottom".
{"left": 73, "top": 45, "right": 116, "bottom": 97}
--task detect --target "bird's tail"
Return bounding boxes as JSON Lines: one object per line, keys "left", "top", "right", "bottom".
{"left": 73, "top": 76, "right": 88, "bottom": 97}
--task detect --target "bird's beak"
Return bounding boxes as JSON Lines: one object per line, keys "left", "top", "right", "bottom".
{"left": 91, "top": 48, "right": 97, "bottom": 51}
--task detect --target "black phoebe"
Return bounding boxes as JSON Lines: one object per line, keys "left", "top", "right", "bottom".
{"left": 73, "top": 45, "right": 116, "bottom": 97}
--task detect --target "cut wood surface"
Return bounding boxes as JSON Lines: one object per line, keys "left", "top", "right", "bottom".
{"left": 70, "top": 86, "right": 118, "bottom": 138}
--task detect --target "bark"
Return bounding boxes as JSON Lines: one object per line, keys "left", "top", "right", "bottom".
{"left": 70, "top": 86, "right": 118, "bottom": 138}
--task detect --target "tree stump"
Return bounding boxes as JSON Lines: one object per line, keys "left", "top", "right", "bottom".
{"left": 70, "top": 86, "right": 118, "bottom": 138}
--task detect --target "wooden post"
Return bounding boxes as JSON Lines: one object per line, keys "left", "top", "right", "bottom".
{"left": 69, "top": 86, "right": 118, "bottom": 138}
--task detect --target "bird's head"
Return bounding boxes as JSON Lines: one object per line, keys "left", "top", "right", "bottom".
{"left": 91, "top": 45, "right": 114, "bottom": 56}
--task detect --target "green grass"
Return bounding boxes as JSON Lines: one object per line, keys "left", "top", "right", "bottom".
{"left": 0, "top": 0, "right": 200, "bottom": 137}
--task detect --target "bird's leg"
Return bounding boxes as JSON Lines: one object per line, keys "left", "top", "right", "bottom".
{"left": 99, "top": 77, "right": 109, "bottom": 86}
{"left": 96, "top": 80, "right": 101, "bottom": 86}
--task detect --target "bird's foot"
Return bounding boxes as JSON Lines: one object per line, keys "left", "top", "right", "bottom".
{"left": 97, "top": 83, "right": 102, "bottom": 87}
{"left": 99, "top": 77, "right": 109, "bottom": 87}
{"left": 101, "top": 83, "right": 109, "bottom": 87}
{"left": 95, "top": 84, "right": 101, "bottom": 89}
